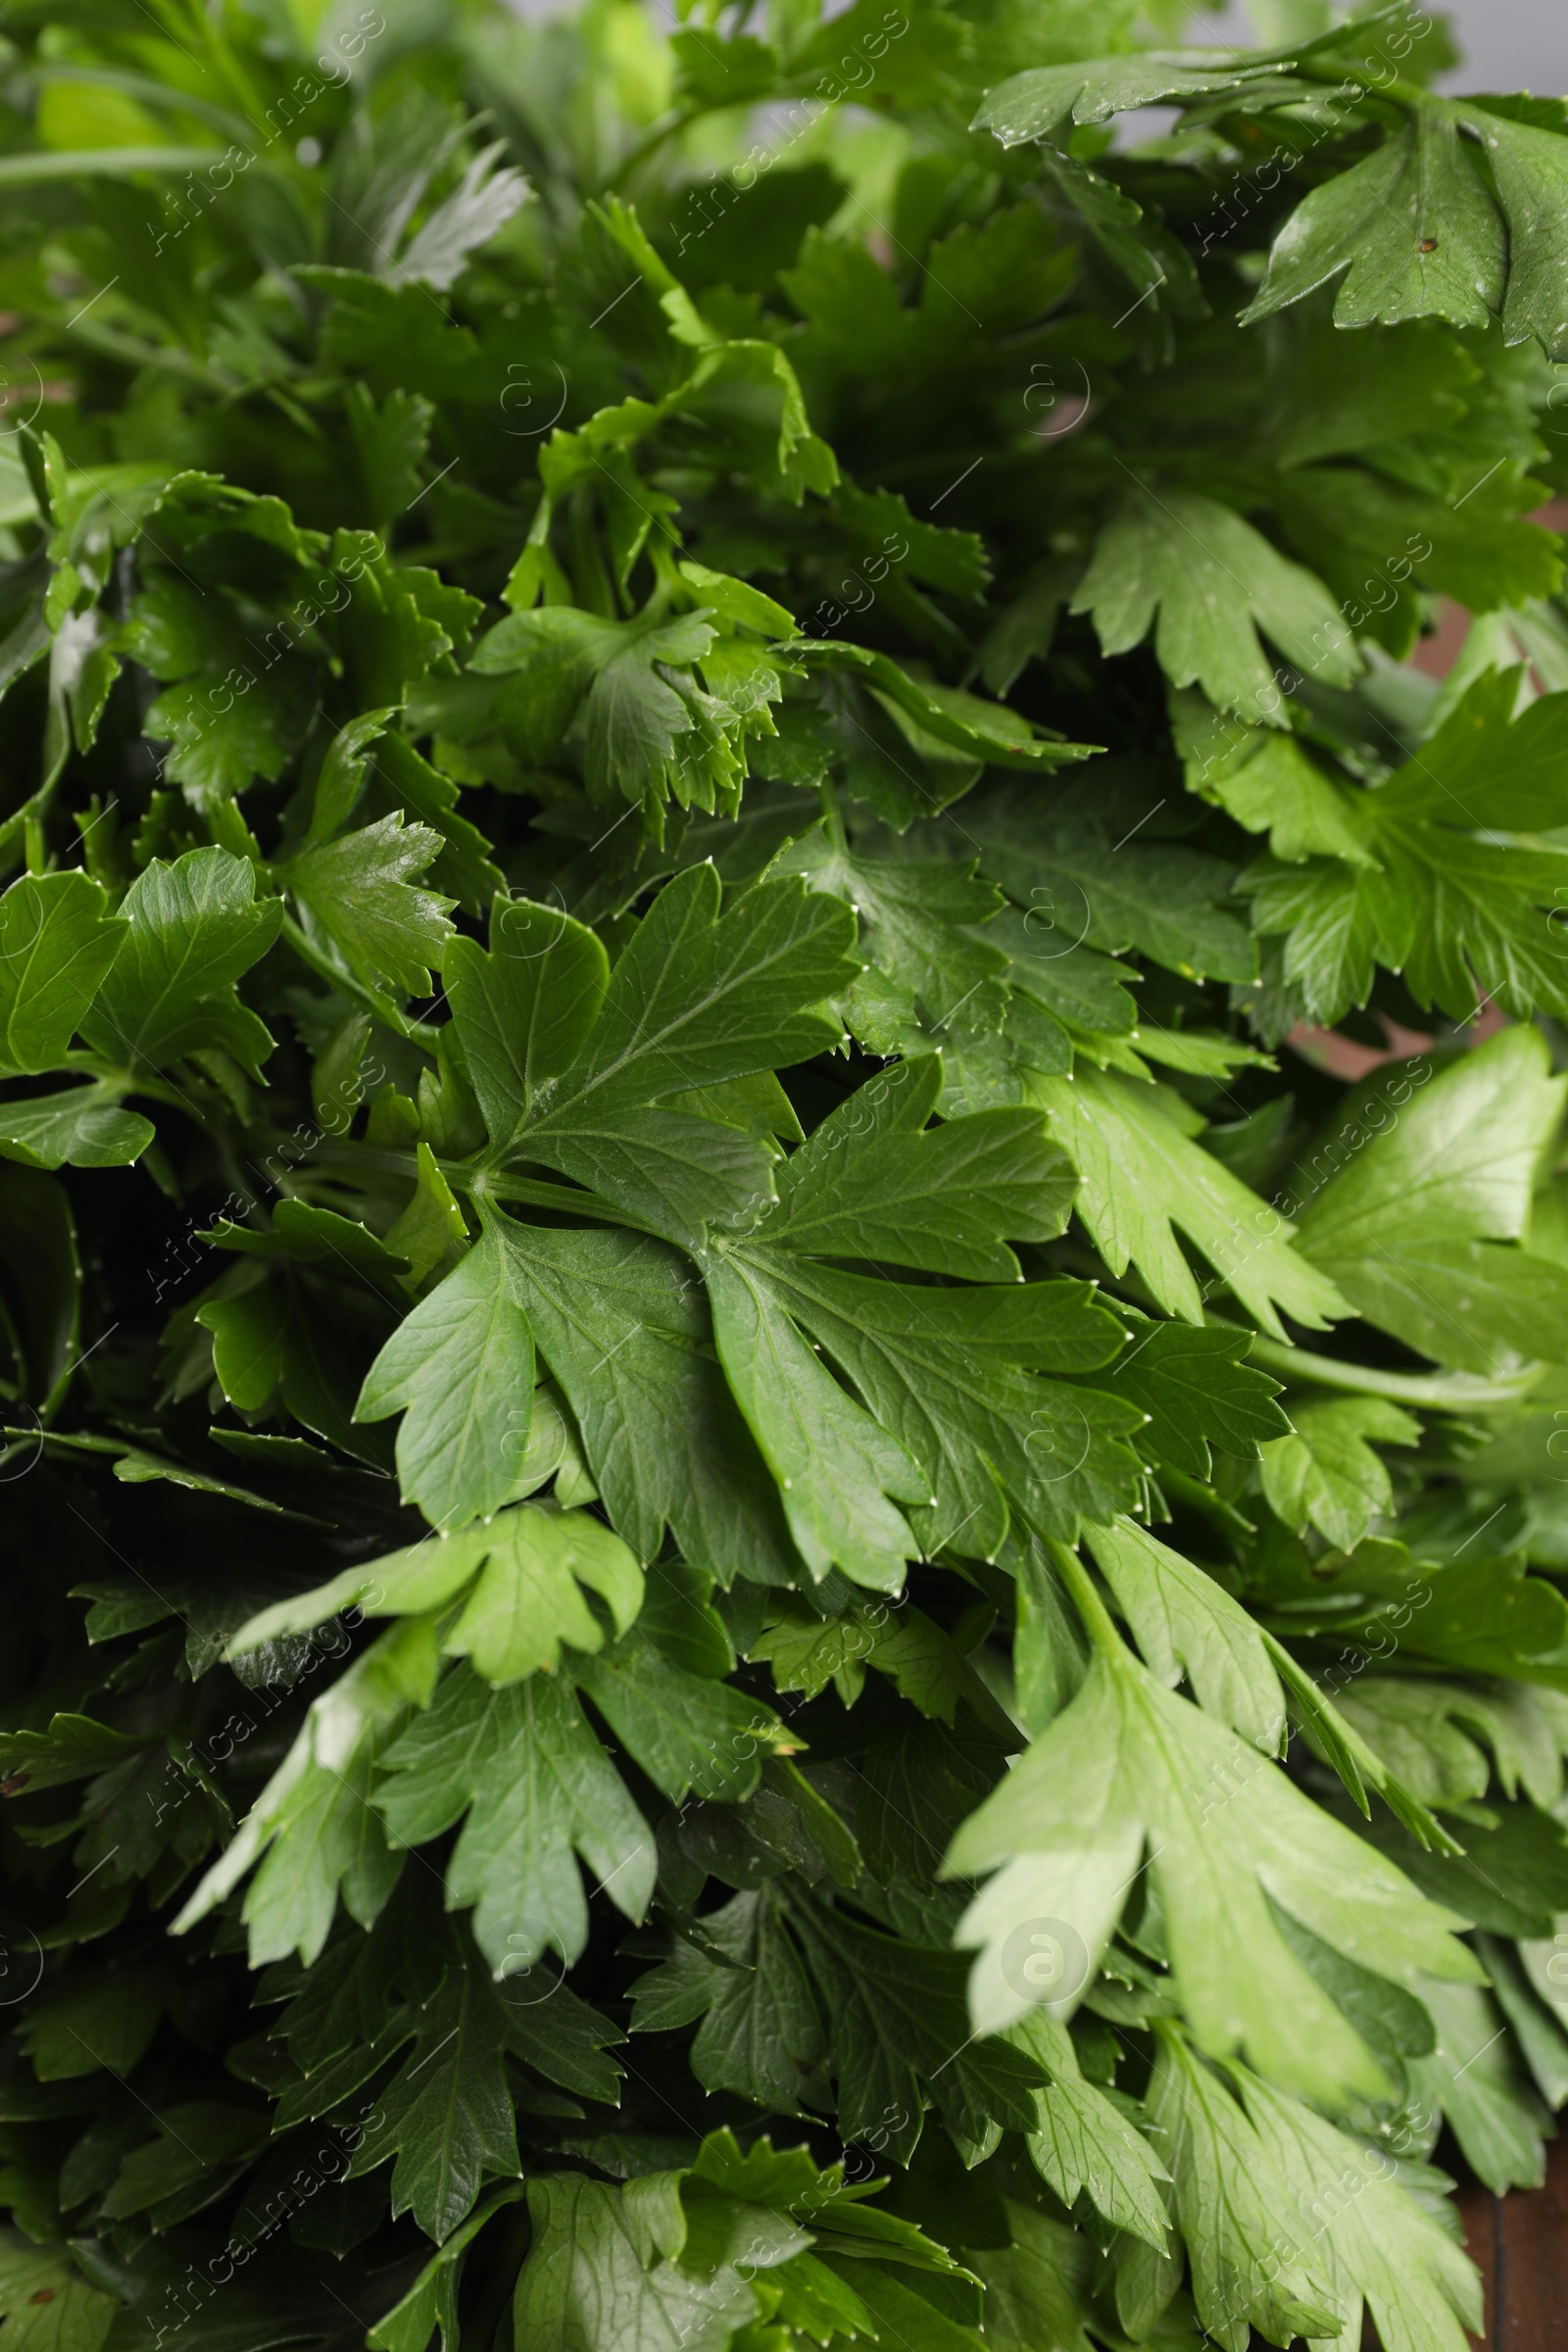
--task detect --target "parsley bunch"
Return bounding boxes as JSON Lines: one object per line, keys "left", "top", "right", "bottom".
{"left": 1, "top": 1, "right": 1567, "bottom": 2347}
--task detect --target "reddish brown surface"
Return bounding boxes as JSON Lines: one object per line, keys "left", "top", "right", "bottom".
{"left": 1456, "top": 2139, "right": 1568, "bottom": 2347}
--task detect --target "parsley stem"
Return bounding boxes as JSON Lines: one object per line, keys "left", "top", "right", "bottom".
{"left": 1242, "top": 1333, "right": 1544, "bottom": 1412}
{"left": 1043, "top": 1536, "right": 1125, "bottom": 1662}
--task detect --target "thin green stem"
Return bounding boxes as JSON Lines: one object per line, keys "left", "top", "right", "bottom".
{"left": 604, "top": 105, "right": 712, "bottom": 193}
{"left": 1242, "top": 1332, "right": 1544, "bottom": 1412}
{"left": 312, "top": 1141, "right": 653, "bottom": 1234}
{"left": 1043, "top": 1536, "right": 1125, "bottom": 1663}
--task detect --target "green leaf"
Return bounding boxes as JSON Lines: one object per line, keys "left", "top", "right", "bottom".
{"left": 966, "top": 2205, "right": 1098, "bottom": 2352}
{"left": 0, "top": 1085, "right": 153, "bottom": 1169}
{"left": 357, "top": 1218, "right": 536, "bottom": 1531}
{"left": 471, "top": 866, "right": 856, "bottom": 1244}
{"left": 172, "top": 1619, "right": 440, "bottom": 1966}
{"left": 1083, "top": 1517, "right": 1286, "bottom": 1752}
{"left": 1337, "top": 1678, "right": 1568, "bottom": 1809}
{"left": 287, "top": 813, "right": 456, "bottom": 1001}
{"left": 1180, "top": 704, "right": 1375, "bottom": 867}
{"left": 1244, "top": 100, "right": 1504, "bottom": 336}
{"left": 1071, "top": 490, "right": 1358, "bottom": 720}
{"left": 389, "top": 141, "right": 530, "bottom": 291}
{"left": 950, "top": 1627, "right": 1479, "bottom": 2106}
{"left": 513, "top": 2174, "right": 759, "bottom": 2352}
{"left": 706, "top": 1250, "right": 926, "bottom": 1592}
{"left": 470, "top": 603, "right": 745, "bottom": 819}
{"left": 1237, "top": 2061, "right": 1481, "bottom": 2351}
{"left": 1294, "top": 1026, "right": 1568, "bottom": 1369}
{"left": 368, "top": 2183, "right": 527, "bottom": 2352}
{"left": 1259, "top": 1396, "right": 1421, "bottom": 1549}
{"left": 0, "top": 872, "right": 125, "bottom": 1075}
{"left": 630, "top": 1888, "right": 828, "bottom": 2117}
{"left": 78, "top": 846, "right": 280, "bottom": 1076}
{"left": 573, "top": 1623, "right": 785, "bottom": 1803}
{"left": 1148, "top": 2028, "right": 1340, "bottom": 2352}
{"left": 445, "top": 899, "right": 610, "bottom": 1151}
{"left": 373, "top": 1663, "right": 656, "bottom": 1972}
{"left": 0, "top": 2230, "right": 114, "bottom": 2352}
{"left": 1407, "top": 1976, "right": 1551, "bottom": 2192}
{"left": 742, "top": 1254, "right": 1146, "bottom": 1559}
{"left": 770, "top": 829, "right": 1010, "bottom": 1045}
{"left": 966, "top": 791, "right": 1256, "bottom": 985}
{"left": 228, "top": 1504, "right": 642, "bottom": 1685}
{"left": 1029, "top": 1067, "right": 1348, "bottom": 1337}
{"left": 1090, "top": 1314, "right": 1290, "bottom": 1477}
{"left": 496, "top": 1222, "right": 799, "bottom": 1587}
{"left": 348, "top": 1963, "right": 521, "bottom": 2240}
{"left": 972, "top": 51, "right": 1298, "bottom": 146}
{"left": 1246, "top": 94, "right": 1568, "bottom": 359}
{"left": 1005, "top": 2008, "right": 1170, "bottom": 2250}
{"left": 19, "top": 1966, "right": 170, "bottom": 2082}
{"left": 529, "top": 863, "right": 856, "bottom": 1116}
{"left": 786, "top": 1890, "right": 1046, "bottom": 2160}
{"left": 442, "top": 1507, "right": 643, "bottom": 1684}
{"left": 759, "top": 1056, "right": 1077, "bottom": 1281}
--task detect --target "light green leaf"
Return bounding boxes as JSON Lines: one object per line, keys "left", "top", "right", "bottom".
{"left": 0, "top": 2230, "right": 114, "bottom": 2352}
{"left": 950, "top": 1633, "right": 1480, "bottom": 2105}
{"left": 1148, "top": 2029, "right": 1340, "bottom": 2352}
{"left": 373, "top": 1663, "right": 656, "bottom": 1972}
{"left": 1005, "top": 2008, "right": 1170, "bottom": 2250}
{"left": 228, "top": 1503, "right": 641, "bottom": 1685}
{"left": 1260, "top": 1396, "right": 1421, "bottom": 1549}
{"left": 0, "top": 872, "right": 125, "bottom": 1074}
{"left": 1407, "top": 1976, "right": 1550, "bottom": 2193}
{"left": 287, "top": 812, "right": 456, "bottom": 999}
{"left": 1294, "top": 1026, "right": 1568, "bottom": 1369}
{"left": 172, "top": 1618, "right": 440, "bottom": 1965}
{"left": 1071, "top": 490, "right": 1358, "bottom": 721}
{"left": 1084, "top": 1517, "right": 1285, "bottom": 1752}
{"left": 79, "top": 845, "right": 280, "bottom": 1076}
{"left": 1240, "top": 2062, "right": 1481, "bottom": 2352}
{"left": 1029, "top": 1067, "right": 1348, "bottom": 1337}
{"left": 443, "top": 1506, "right": 643, "bottom": 1684}
{"left": 357, "top": 1219, "right": 536, "bottom": 1531}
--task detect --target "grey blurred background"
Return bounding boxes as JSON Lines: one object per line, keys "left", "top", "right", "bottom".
{"left": 504, "top": 0, "right": 1567, "bottom": 92}
{"left": 1439, "top": 0, "right": 1566, "bottom": 89}
{"left": 1179, "top": 2, "right": 1566, "bottom": 90}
